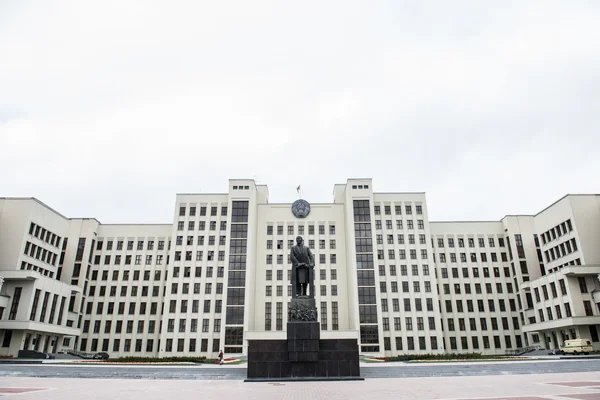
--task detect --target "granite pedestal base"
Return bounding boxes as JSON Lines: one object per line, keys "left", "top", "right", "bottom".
{"left": 246, "top": 338, "right": 361, "bottom": 381}
{"left": 288, "top": 321, "right": 319, "bottom": 362}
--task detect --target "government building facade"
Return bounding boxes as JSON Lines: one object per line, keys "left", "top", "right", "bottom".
{"left": 1, "top": 179, "right": 599, "bottom": 358}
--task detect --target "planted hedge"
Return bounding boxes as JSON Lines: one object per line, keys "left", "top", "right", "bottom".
{"left": 108, "top": 356, "right": 217, "bottom": 363}
{"left": 381, "top": 352, "right": 486, "bottom": 362}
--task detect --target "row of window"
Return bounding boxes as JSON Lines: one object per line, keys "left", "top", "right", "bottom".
{"left": 443, "top": 298, "right": 518, "bottom": 314}
{"left": 89, "top": 285, "right": 163, "bottom": 298}
{"left": 375, "top": 219, "right": 424, "bottom": 230}
{"left": 265, "top": 284, "right": 338, "bottom": 297}
{"left": 267, "top": 239, "right": 336, "bottom": 250}
{"left": 23, "top": 241, "right": 58, "bottom": 266}
{"left": 436, "top": 236, "right": 505, "bottom": 249}
{"left": 378, "top": 264, "right": 429, "bottom": 277}
{"left": 533, "top": 279, "right": 568, "bottom": 302}
{"left": 175, "top": 250, "right": 224, "bottom": 262}
{"left": 171, "top": 282, "right": 223, "bottom": 295}
{"left": 167, "top": 318, "right": 220, "bottom": 333}
{"left": 80, "top": 337, "right": 221, "bottom": 354}
{"left": 381, "top": 298, "right": 435, "bottom": 312}
{"left": 176, "top": 235, "right": 226, "bottom": 246}
{"left": 441, "top": 281, "right": 516, "bottom": 296}
{"left": 440, "top": 266, "right": 512, "bottom": 279}
{"left": 377, "top": 249, "right": 428, "bottom": 260}
{"left": 266, "top": 224, "right": 335, "bottom": 236}
{"left": 96, "top": 239, "right": 167, "bottom": 252}
{"left": 28, "top": 290, "right": 64, "bottom": 326}
{"left": 28, "top": 222, "right": 62, "bottom": 248}
{"left": 173, "top": 266, "right": 222, "bottom": 279}
{"left": 85, "top": 299, "right": 223, "bottom": 316}
{"left": 91, "top": 269, "right": 163, "bottom": 282}
{"left": 544, "top": 238, "right": 578, "bottom": 263}
{"left": 377, "top": 233, "right": 427, "bottom": 245}
{"left": 382, "top": 315, "right": 520, "bottom": 332}
{"left": 179, "top": 205, "right": 227, "bottom": 217}
{"left": 547, "top": 258, "right": 582, "bottom": 274}
{"left": 267, "top": 269, "right": 337, "bottom": 281}
{"left": 177, "top": 220, "right": 226, "bottom": 232}
{"left": 20, "top": 261, "right": 55, "bottom": 278}
{"left": 168, "top": 299, "right": 220, "bottom": 313}
{"left": 94, "top": 254, "right": 165, "bottom": 266}
{"left": 534, "top": 302, "right": 576, "bottom": 323}
{"left": 379, "top": 280, "right": 433, "bottom": 294}
{"left": 374, "top": 204, "right": 422, "bottom": 216}
{"left": 540, "top": 219, "right": 573, "bottom": 245}
{"left": 86, "top": 301, "right": 159, "bottom": 315}
{"left": 381, "top": 334, "right": 521, "bottom": 352}
{"left": 266, "top": 253, "right": 337, "bottom": 264}
{"left": 437, "top": 252, "right": 509, "bottom": 263}
{"left": 8, "top": 287, "right": 67, "bottom": 326}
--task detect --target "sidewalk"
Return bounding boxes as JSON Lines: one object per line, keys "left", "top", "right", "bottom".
{"left": 38, "top": 361, "right": 248, "bottom": 368}
{"left": 359, "top": 358, "right": 574, "bottom": 367}
{"left": 0, "top": 372, "right": 599, "bottom": 400}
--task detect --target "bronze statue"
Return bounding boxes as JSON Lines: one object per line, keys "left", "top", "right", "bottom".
{"left": 290, "top": 236, "right": 315, "bottom": 298}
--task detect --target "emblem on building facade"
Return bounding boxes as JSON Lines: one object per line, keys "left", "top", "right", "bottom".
{"left": 291, "top": 199, "right": 311, "bottom": 218}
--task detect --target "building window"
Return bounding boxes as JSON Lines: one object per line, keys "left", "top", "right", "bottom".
{"left": 584, "top": 301, "right": 594, "bottom": 316}
{"left": 276, "top": 302, "right": 283, "bottom": 331}
{"left": 578, "top": 277, "right": 588, "bottom": 293}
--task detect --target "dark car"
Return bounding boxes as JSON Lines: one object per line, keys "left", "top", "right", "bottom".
{"left": 93, "top": 352, "right": 110, "bottom": 360}
{"left": 18, "top": 350, "right": 55, "bottom": 359}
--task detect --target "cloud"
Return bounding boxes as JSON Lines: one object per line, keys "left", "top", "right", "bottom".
{"left": 0, "top": 0, "right": 599, "bottom": 223}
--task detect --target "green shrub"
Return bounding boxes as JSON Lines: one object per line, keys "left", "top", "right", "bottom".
{"left": 107, "top": 356, "right": 215, "bottom": 363}
{"left": 382, "top": 352, "right": 485, "bottom": 362}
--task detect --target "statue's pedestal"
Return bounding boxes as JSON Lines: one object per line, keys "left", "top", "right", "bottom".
{"left": 246, "top": 297, "right": 361, "bottom": 381}
{"left": 288, "top": 321, "right": 319, "bottom": 362}
{"left": 287, "top": 297, "right": 320, "bottom": 363}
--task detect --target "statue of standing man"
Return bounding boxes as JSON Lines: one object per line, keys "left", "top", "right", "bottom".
{"left": 290, "top": 236, "right": 315, "bottom": 298}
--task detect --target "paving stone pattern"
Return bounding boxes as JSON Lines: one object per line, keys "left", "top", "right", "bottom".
{"left": 1, "top": 372, "right": 600, "bottom": 400}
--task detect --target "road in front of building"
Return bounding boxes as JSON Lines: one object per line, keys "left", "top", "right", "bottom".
{"left": 0, "top": 359, "right": 599, "bottom": 380}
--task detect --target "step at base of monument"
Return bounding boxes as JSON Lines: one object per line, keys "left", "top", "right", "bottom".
{"left": 245, "top": 376, "right": 364, "bottom": 382}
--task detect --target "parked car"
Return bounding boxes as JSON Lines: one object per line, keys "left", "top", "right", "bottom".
{"left": 559, "top": 338, "right": 593, "bottom": 355}
{"left": 93, "top": 352, "right": 110, "bottom": 360}
{"left": 17, "top": 350, "right": 55, "bottom": 359}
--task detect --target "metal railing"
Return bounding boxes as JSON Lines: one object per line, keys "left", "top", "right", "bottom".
{"left": 67, "top": 350, "right": 96, "bottom": 359}
{"left": 505, "top": 345, "right": 543, "bottom": 355}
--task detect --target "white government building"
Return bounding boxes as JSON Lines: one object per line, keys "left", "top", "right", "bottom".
{"left": 0, "top": 179, "right": 599, "bottom": 358}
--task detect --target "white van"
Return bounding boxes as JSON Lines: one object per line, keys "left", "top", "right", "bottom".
{"left": 560, "top": 338, "right": 593, "bottom": 355}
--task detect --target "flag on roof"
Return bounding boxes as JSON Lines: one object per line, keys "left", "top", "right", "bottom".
{"left": 297, "top": 185, "right": 301, "bottom": 193}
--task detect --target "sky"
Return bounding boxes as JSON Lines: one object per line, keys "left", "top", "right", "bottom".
{"left": 1, "top": 1, "right": 599, "bottom": 224}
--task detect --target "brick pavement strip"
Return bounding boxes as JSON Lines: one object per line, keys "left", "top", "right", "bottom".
{"left": 0, "top": 388, "right": 49, "bottom": 393}
{"left": 0, "top": 372, "right": 599, "bottom": 400}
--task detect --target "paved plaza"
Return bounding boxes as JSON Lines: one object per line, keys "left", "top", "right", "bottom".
{"left": 0, "top": 371, "right": 599, "bottom": 400}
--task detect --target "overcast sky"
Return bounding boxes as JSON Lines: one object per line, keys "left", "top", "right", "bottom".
{"left": 1, "top": 1, "right": 599, "bottom": 224}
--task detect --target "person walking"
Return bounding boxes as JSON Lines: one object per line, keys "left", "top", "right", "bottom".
{"left": 218, "top": 349, "right": 224, "bottom": 365}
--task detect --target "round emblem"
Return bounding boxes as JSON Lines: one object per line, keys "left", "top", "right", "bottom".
{"left": 291, "top": 199, "right": 311, "bottom": 218}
